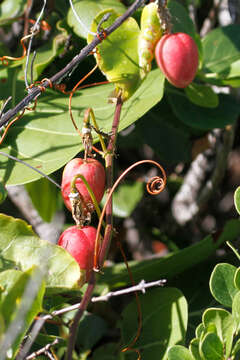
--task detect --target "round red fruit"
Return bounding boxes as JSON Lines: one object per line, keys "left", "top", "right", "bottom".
{"left": 58, "top": 225, "right": 97, "bottom": 281}
{"left": 155, "top": 32, "right": 199, "bottom": 88}
{"left": 61, "top": 158, "right": 105, "bottom": 212}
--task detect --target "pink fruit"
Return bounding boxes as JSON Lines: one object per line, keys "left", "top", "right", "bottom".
{"left": 61, "top": 158, "right": 105, "bottom": 212}
{"left": 155, "top": 32, "right": 199, "bottom": 88}
{"left": 58, "top": 225, "right": 97, "bottom": 281}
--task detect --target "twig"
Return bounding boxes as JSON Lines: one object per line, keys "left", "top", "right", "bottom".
{"left": 16, "top": 302, "right": 83, "bottom": 360}
{"left": 25, "top": 339, "right": 59, "bottom": 360}
{"left": 0, "top": 0, "right": 145, "bottom": 128}
{"left": 24, "top": 0, "right": 47, "bottom": 89}
{"left": 92, "top": 279, "right": 167, "bottom": 302}
{"left": 65, "top": 274, "right": 96, "bottom": 360}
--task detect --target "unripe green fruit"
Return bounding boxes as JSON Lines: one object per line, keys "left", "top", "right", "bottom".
{"left": 155, "top": 32, "right": 199, "bottom": 88}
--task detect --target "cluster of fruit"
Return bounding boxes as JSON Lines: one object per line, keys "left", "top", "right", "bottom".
{"left": 58, "top": 157, "right": 105, "bottom": 283}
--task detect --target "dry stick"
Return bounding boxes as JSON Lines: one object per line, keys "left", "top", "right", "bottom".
{"left": 65, "top": 96, "right": 123, "bottom": 360}
{"left": 0, "top": 0, "right": 145, "bottom": 128}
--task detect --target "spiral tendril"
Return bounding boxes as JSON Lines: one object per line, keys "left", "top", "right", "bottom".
{"left": 146, "top": 175, "right": 166, "bottom": 195}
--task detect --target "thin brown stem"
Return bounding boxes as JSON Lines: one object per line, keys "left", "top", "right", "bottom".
{"left": 65, "top": 273, "right": 96, "bottom": 360}
{"left": 95, "top": 96, "right": 123, "bottom": 270}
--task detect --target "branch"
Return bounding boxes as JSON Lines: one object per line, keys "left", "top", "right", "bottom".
{"left": 0, "top": 0, "right": 145, "bottom": 128}
{"left": 92, "top": 279, "right": 167, "bottom": 302}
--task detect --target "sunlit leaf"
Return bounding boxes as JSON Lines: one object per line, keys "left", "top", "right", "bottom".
{"left": 202, "top": 25, "right": 240, "bottom": 74}
{"left": 0, "top": 0, "right": 26, "bottom": 26}
{"left": 87, "top": 9, "right": 141, "bottom": 101}
{"left": 0, "top": 268, "right": 45, "bottom": 358}
{"left": 67, "top": 0, "right": 126, "bottom": 39}
{"left": 0, "top": 214, "right": 82, "bottom": 293}
{"left": 210, "top": 263, "right": 238, "bottom": 307}
{"left": 0, "top": 69, "right": 164, "bottom": 185}
{"left": 234, "top": 186, "right": 240, "bottom": 215}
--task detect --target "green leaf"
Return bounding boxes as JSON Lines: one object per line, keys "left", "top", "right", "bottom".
{"left": 168, "top": 0, "right": 202, "bottom": 63}
{"left": 67, "top": 0, "right": 126, "bottom": 39}
{"left": 184, "top": 83, "right": 219, "bottom": 108}
{"left": 131, "top": 98, "right": 192, "bottom": 164}
{"left": 200, "top": 332, "right": 224, "bottom": 360}
{"left": 218, "top": 59, "right": 240, "bottom": 80}
{"left": 168, "top": 0, "right": 197, "bottom": 39}
{"left": 0, "top": 182, "right": 7, "bottom": 204}
{"left": 168, "top": 345, "right": 194, "bottom": 360}
{"left": 25, "top": 177, "right": 58, "bottom": 223}
{"left": 232, "top": 338, "right": 240, "bottom": 358}
{"left": 0, "top": 68, "right": 164, "bottom": 186}
{"left": 91, "top": 343, "right": 120, "bottom": 360}
{"left": 121, "top": 287, "right": 188, "bottom": 360}
{"left": 167, "top": 91, "right": 239, "bottom": 130}
{"left": 99, "top": 219, "right": 240, "bottom": 288}
{"left": 202, "top": 25, "right": 240, "bottom": 74}
{"left": 77, "top": 313, "right": 108, "bottom": 351}
{"left": 234, "top": 186, "right": 240, "bottom": 215}
{"left": 209, "top": 263, "right": 238, "bottom": 307}
{"left": 232, "top": 291, "right": 240, "bottom": 332}
{"left": 202, "top": 308, "right": 235, "bottom": 358}
{"left": 234, "top": 268, "right": 240, "bottom": 291}
{"left": 189, "top": 338, "right": 202, "bottom": 360}
{"left": 24, "top": 29, "right": 68, "bottom": 81}
{"left": 195, "top": 323, "right": 205, "bottom": 339}
{"left": 0, "top": 214, "right": 82, "bottom": 293}
{"left": 0, "top": 0, "right": 26, "bottom": 26}
{"left": 0, "top": 268, "right": 45, "bottom": 358}
{"left": 87, "top": 9, "right": 141, "bottom": 101}
{"left": 103, "top": 181, "right": 144, "bottom": 218}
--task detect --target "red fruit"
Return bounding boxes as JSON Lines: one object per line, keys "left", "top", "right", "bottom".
{"left": 58, "top": 225, "right": 97, "bottom": 282}
{"left": 155, "top": 32, "right": 199, "bottom": 88}
{"left": 61, "top": 158, "right": 105, "bottom": 212}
